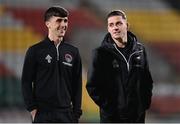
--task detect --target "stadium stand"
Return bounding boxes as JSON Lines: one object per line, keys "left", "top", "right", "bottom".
{"left": 0, "top": 0, "right": 180, "bottom": 122}
{"left": 0, "top": 4, "right": 41, "bottom": 114}
{"left": 0, "top": 62, "right": 23, "bottom": 107}
{"left": 0, "top": 5, "right": 5, "bottom": 16}
{"left": 89, "top": 0, "right": 170, "bottom": 12}
{"left": 3, "top": 0, "right": 80, "bottom": 9}
{"left": 150, "top": 43, "right": 180, "bottom": 73}
{"left": 165, "top": 0, "right": 180, "bottom": 10}
{"left": 0, "top": 8, "right": 42, "bottom": 52}
{"left": 5, "top": 6, "right": 103, "bottom": 39}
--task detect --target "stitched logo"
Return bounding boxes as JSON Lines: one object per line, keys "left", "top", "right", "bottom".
{"left": 112, "top": 59, "right": 119, "bottom": 68}
{"left": 45, "top": 54, "right": 52, "bottom": 63}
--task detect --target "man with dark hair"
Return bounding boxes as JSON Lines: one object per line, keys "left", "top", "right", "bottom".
{"left": 86, "top": 10, "right": 153, "bottom": 123}
{"left": 22, "top": 6, "right": 82, "bottom": 123}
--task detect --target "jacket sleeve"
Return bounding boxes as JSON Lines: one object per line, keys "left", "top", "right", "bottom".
{"left": 21, "top": 47, "right": 37, "bottom": 112}
{"left": 86, "top": 49, "right": 105, "bottom": 108}
{"left": 72, "top": 49, "right": 82, "bottom": 120}
{"left": 141, "top": 48, "right": 153, "bottom": 110}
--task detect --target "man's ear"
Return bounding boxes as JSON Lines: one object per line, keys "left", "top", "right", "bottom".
{"left": 45, "top": 21, "right": 50, "bottom": 28}
{"left": 127, "top": 22, "right": 130, "bottom": 30}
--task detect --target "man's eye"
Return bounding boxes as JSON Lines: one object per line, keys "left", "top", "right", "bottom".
{"left": 117, "top": 22, "right": 123, "bottom": 26}
{"left": 109, "top": 23, "right": 113, "bottom": 27}
{"left": 64, "top": 19, "right": 68, "bottom": 23}
{"left": 57, "top": 19, "right": 62, "bottom": 22}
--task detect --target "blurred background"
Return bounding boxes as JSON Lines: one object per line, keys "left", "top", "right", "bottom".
{"left": 0, "top": 0, "right": 180, "bottom": 122}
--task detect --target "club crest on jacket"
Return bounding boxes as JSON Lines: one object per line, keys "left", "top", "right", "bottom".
{"left": 62, "top": 53, "right": 73, "bottom": 67}
{"left": 65, "top": 53, "right": 72, "bottom": 63}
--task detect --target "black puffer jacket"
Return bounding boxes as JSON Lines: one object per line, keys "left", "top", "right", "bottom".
{"left": 86, "top": 31, "right": 153, "bottom": 119}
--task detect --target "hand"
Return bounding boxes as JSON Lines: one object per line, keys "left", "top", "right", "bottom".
{"left": 30, "top": 109, "right": 37, "bottom": 121}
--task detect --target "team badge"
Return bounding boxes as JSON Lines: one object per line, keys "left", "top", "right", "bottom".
{"left": 65, "top": 54, "right": 73, "bottom": 63}
{"left": 62, "top": 53, "right": 73, "bottom": 67}
{"left": 45, "top": 54, "right": 52, "bottom": 63}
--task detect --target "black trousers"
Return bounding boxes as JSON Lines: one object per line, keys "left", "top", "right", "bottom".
{"left": 33, "top": 108, "right": 77, "bottom": 123}
{"left": 100, "top": 109, "right": 145, "bottom": 123}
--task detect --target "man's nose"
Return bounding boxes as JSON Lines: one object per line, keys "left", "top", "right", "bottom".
{"left": 60, "top": 21, "right": 67, "bottom": 29}
{"left": 61, "top": 21, "right": 66, "bottom": 26}
{"left": 113, "top": 25, "right": 119, "bottom": 30}
{"left": 113, "top": 26, "right": 119, "bottom": 31}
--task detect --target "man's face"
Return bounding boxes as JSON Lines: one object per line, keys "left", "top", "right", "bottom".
{"left": 107, "top": 15, "right": 128, "bottom": 41}
{"left": 46, "top": 16, "right": 68, "bottom": 38}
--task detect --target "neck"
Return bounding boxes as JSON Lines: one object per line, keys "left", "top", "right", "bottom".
{"left": 48, "top": 34, "right": 63, "bottom": 46}
{"left": 113, "top": 36, "right": 127, "bottom": 48}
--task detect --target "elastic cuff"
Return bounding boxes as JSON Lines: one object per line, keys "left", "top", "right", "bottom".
{"left": 73, "top": 109, "right": 82, "bottom": 119}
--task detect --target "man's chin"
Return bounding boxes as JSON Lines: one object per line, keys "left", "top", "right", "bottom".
{"left": 114, "top": 36, "right": 123, "bottom": 40}
{"left": 112, "top": 34, "right": 121, "bottom": 38}
{"left": 58, "top": 34, "right": 65, "bottom": 37}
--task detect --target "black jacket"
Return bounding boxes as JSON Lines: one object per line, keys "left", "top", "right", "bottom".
{"left": 22, "top": 37, "right": 82, "bottom": 119}
{"left": 86, "top": 31, "right": 153, "bottom": 119}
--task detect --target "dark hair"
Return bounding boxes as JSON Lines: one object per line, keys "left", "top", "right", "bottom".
{"left": 44, "top": 6, "right": 69, "bottom": 22}
{"left": 107, "top": 10, "right": 127, "bottom": 20}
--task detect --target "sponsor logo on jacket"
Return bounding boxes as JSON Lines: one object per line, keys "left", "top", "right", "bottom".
{"left": 45, "top": 54, "right": 52, "bottom": 63}
{"left": 112, "top": 59, "right": 119, "bottom": 68}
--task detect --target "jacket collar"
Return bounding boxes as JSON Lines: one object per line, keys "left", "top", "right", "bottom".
{"left": 101, "top": 31, "right": 139, "bottom": 52}
{"left": 44, "top": 36, "right": 65, "bottom": 46}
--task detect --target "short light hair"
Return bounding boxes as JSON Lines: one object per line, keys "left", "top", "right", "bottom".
{"left": 107, "top": 10, "right": 127, "bottom": 20}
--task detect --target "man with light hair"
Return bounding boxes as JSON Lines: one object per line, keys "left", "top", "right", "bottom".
{"left": 86, "top": 10, "right": 153, "bottom": 123}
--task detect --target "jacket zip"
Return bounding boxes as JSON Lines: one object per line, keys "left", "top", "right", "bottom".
{"left": 56, "top": 42, "right": 61, "bottom": 61}
{"left": 113, "top": 44, "right": 143, "bottom": 71}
